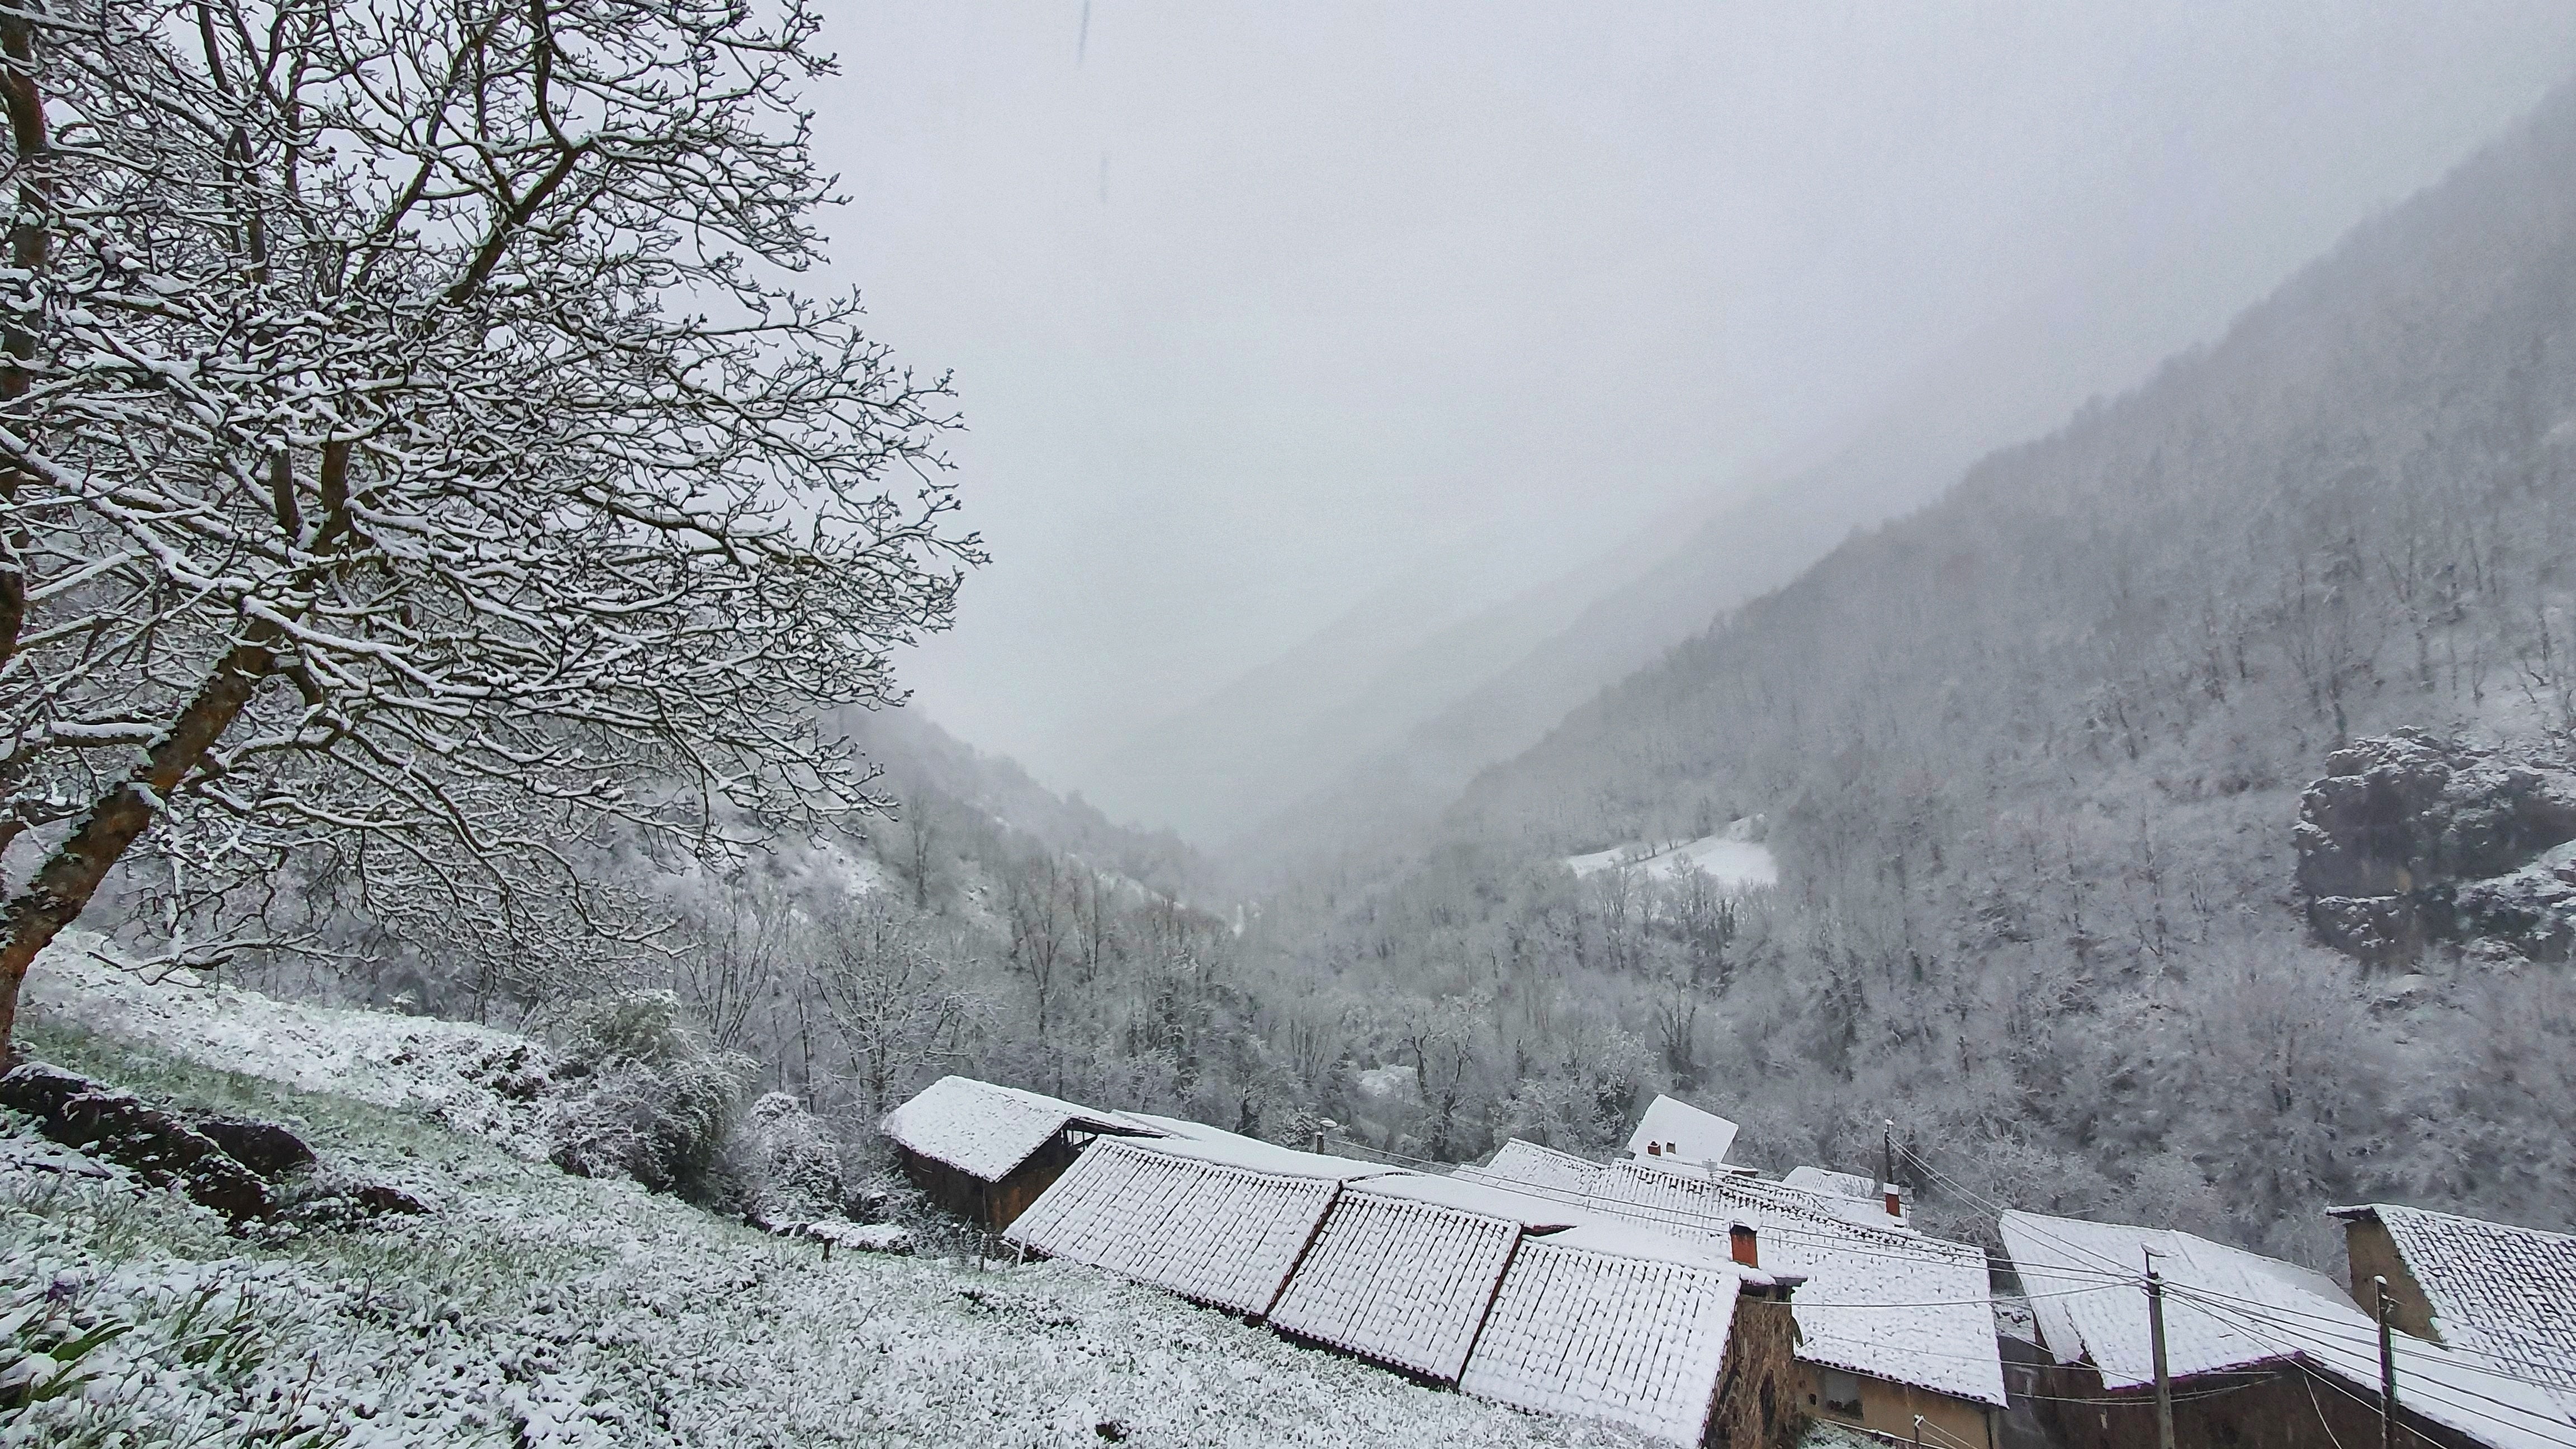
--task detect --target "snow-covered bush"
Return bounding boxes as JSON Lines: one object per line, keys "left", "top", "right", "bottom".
{"left": 546, "top": 994, "right": 747, "bottom": 1199}
{"left": 737, "top": 1092, "right": 845, "bottom": 1228}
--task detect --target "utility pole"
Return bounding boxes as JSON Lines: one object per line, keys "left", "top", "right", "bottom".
{"left": 1883, "top": 1119, "right": 1895, "bottom": 1193}
{"left": 2146, "top": 1249, "right": 2176, "bottom": 1449}
{"left": 1912, "top": 1414, "right": 1924, "bottom": 1449}
{"left": 2377, "top": 1276, "right": 2398, "bottom": 1449}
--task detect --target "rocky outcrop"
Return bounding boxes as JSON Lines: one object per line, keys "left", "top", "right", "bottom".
{"left": 2296, "top": 731, "right": 2576, "bottom": 965}
{"left": 0, "top": 1065, "right": 272, "bottom": 1222}
{"left": 196, "top": 1117, "right": 318, "bottom": 1178}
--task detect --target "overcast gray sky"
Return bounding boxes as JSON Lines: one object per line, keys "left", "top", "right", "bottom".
{"left": 812, "top": 2, "right": 2576, "bottom": 804}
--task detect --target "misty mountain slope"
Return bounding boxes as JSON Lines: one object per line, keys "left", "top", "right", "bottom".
{"left": 1256, "top": 82, "right": 2576, "bottom": 1263}
{"left": 837, "top": 706, "right": 1215, "bottom": 908}
{"left": 1455, "top": 78, "right": 2576, "bottom": 863}
{"left": 1223, "top": 266, "right": 2331, "bottom": 884}
{"left": 1075, "top": 554, "right": 1623, "bottom": 845}
{"left": 1225, "top": 440, "right": 1941, "bottom": 880}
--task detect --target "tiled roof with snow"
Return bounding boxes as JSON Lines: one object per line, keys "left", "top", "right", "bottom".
{"left": 1356, "top": 1171, "right": 1584, "bottom": 1229}
{"left": 1003, "top": 1137, "right": 1338, "bottom": 1315}
{"left": 2002, "top": 1211, "right": 2572, "bottom": 1449}
{"left": 1460, "top": 1235, "right": 1744, "bottom": 1447}
{"left": 1627, "top": 1095, "right": 1739, "bottom": 1166}
{"left": 1588, "top": 1160, "right": 2006, "bottom": 1407}
{"left": 2335, "top": 1204, "right": 2576, "bottom": 1418}
{"left": 1462, "top": 1138, "right": 1609, "bottom": 1199}
{"left": 1783, "top": 1166, "right": 1880, "bottom": 1201}
{"left": 1122, "top": 1130, "right": 1398, "bottom": 1181}
{"left": 878, "top": 1076, "right": 1150, "bottom": 1182}
{"left": 1265, "top": 1190, "right": 1523, "bottom": 1382}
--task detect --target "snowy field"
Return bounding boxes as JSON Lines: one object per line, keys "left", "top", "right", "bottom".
{"left": 3, "top": 949, "right": 1658, "bottom": 1448}
{"left": 1563, "top": 828, "right": 1778, "bottom": 891}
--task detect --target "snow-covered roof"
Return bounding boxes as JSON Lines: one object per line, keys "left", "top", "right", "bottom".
{"left": 1353, "top": 1171, "right": 1583, "bottom": 1229}
{"left": 878, "top": 1076, "right": 1153, "bottom": 1183}
{"left": 2330, "top": 1204, "right": 2576, "bottom": 1420}
{"left": 1541, "top": 1220, "right": 1770, "bottom": 1280}
{"left": 1461, "top": 1138, "right": 1608, "bottom": 1199}
{"left": 1783, "top": 1166, "right": 1881, "bottom": 1202}
{"left": 1124, "top": 1130, "right": 1397, "bottom": 1182}
{"left": 1112, "top": 1110, "right": 1223, "bottom": 1139}
{"left": 1588, "top": 1160, "right": 2005, "bottom": 1407}
{"left": 1266, "top": 1190, "right": 1523, "bottom": 1382}
{"left": 1459, "top": 1234, "right": 1744, "bottom": 1446}
{"left": 1007, "top": 1130, "right": 1779, "bottom": 1434}
{"left": 2002, "top": 1211, "right": 2573, "bottom": 1449}
{"left": 1003, "top": 1137, "right": 1338, "bottom": 1315}
{"left": 1626, "top": 1095, "right": 1738, "bottom": 1166}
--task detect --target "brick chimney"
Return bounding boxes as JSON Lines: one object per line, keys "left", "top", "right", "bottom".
{"left": 1883, "top": 1184, "right": 1902, "bottom": 1218}
{"left": 1730, "top": 1223, "right": 1759, "bottom": 1268}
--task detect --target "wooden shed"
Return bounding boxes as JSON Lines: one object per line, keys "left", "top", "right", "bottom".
{"left": 877, "top": 1075, "right": 1159, "bottom": 1231}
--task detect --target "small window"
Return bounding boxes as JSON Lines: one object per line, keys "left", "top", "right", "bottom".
{"left": 1819, "top": 1370, "right": 1864, "bottom": 1418}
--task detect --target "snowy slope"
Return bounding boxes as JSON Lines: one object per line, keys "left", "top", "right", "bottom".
{"left": 6, "top": 954, "right": 1655, "bottom": 1448}
{"left": 1564, "top": 823, "right": 1778, "bottom": 891}
{"left": 20, "top": 930, "right": 557, "bottom": 1155}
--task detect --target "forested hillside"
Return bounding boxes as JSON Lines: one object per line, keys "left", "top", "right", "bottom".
{"left": 1237, "top": 80, "right": 2576, "bottom": 1266}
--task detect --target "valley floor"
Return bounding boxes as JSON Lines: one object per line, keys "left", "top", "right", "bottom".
{"left": 2, "top": 953, "right": 1654, "bottom": 1448}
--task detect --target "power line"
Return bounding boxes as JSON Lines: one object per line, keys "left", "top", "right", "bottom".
{"left": 1890, "top": 1136, "right": 2576, "bottom": 1406}
{"left": 1892, "top": 1137, "right": 2576, "bottom": 1426}
{"left": 2172, "top": 1284, "right": 2576, "bottom": 1449}
{"left": 2155, "top": 1281, "right": 2576, "bottom": 1399}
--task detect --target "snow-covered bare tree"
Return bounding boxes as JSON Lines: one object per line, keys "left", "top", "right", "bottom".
{"left": 0, "top": 0, "right": 977, "bottom": 1059}
{"left": 814, "top": 901, "right": 983, "bottom": 1123}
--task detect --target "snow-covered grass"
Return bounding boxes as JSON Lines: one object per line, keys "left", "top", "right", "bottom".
{"left": 3, "top": 956, "right": 1655, "bottom": 1447}
{"left": 22, "top": 931, "right": 557, "bottom": 1157}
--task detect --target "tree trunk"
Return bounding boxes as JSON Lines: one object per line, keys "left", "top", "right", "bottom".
{"left": 0, "top": 636, "right": 277, "bottom": 1063}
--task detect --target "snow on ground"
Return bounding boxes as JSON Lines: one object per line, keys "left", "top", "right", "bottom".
{"left": 18, "top": 930, "right": 557, "bottom": 1157}
{"left": 3, "top": 953, "right": 1657, "bottom": 1448}
{"left": 1564, "top": 819, "right": 1777, "bottom": 891}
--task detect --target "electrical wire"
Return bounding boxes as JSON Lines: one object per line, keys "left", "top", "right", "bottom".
{"left": 1888, "top": 1138, "right": 2576, "bottom": 1407}
{"left": 1886, "top": 1135, "right": 2576, "bottom": 1438}
{"left": 2174, "top": 1287, "right": 2576, "bottom": 1448}
{"left": 2154, "top": 1280, "right": 2576, "bottom": 1399}
{"left": 1320, "top": 1130, "right": 2576, "bottom": 1442}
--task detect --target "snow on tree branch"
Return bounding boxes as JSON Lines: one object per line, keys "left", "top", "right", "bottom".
{"left": 0, "top": 0, "right": 981, "bottom": 1055}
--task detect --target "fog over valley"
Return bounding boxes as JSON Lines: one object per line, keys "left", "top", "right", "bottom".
{"left": 822, "top": 3, "right": 2576, "bottom": 844}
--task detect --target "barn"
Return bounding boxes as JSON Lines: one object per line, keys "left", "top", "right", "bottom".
{"left": 877, "top": 1075, "right": 1161, "bottom": 1230}
{"left": 2000, "top": 1210, "right": 2568, "bottom": 1449}
{"left": 2326, "top": 1203, "right": 2576, "bottom": 1423}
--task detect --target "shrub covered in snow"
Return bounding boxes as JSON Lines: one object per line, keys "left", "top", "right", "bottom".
{"left": 737, "top": 1091, "right": 845, "bottom": 1228}
{"left": 546, "top": 993, "right": 747, "bottom": 1199}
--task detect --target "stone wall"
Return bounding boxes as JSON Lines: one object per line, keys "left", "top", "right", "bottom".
{"left": 1711, "top": 1291, "right": 1809, "bottom": 1449}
